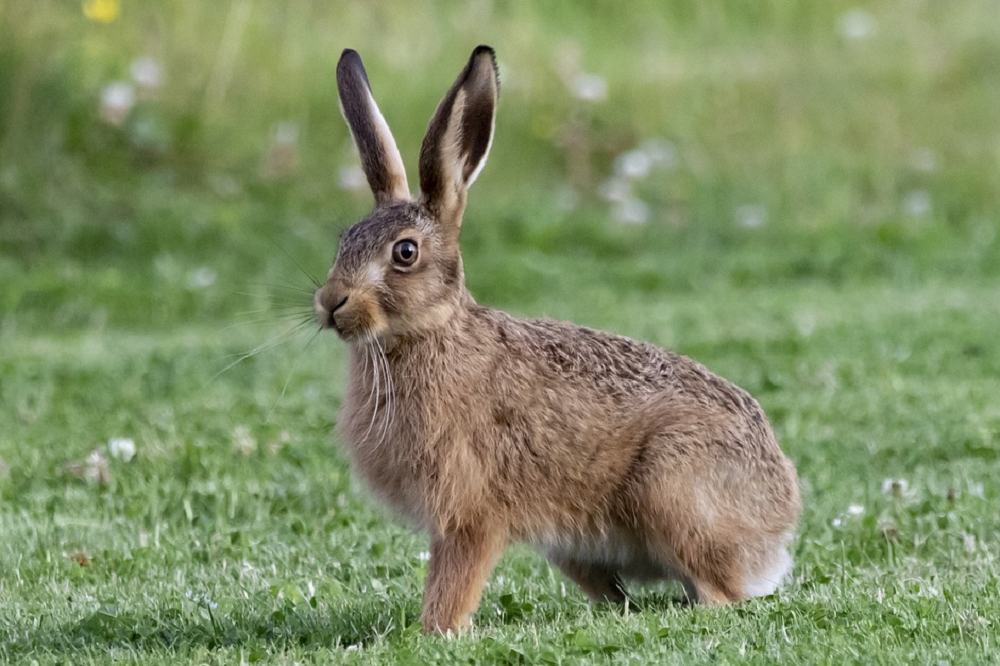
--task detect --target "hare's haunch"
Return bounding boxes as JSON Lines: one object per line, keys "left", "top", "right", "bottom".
{"left": 314, "top": 46, "right": 800, "bottom": 634}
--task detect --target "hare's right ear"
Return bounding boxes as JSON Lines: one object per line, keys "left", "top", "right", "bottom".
{"left": 418, "top": 45, "right": 499, "bottom": 233}
{"left": 337, "top": 49, "right": 410, "bottom": 206}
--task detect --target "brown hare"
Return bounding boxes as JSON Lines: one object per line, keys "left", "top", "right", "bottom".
{"left": 314, "top": 45, "right": 801, "bottom": 634}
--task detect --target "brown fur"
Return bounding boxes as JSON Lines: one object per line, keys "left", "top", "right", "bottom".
{"left": 315, "top": 46, "right": 801, "bottom": 634}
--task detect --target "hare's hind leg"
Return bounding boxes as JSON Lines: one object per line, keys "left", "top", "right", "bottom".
{"left": 683, "top": 576, "right": 736, "bottom": 605}
{"left": 548, "top": 554, "right": 628, "bottom": 604}
{"left": 638, "top": 492, "right": 794, "bottom": 605}
{"left": 678, "top": 534, "right": 793, "bottom": 604}
{"left": 629, "top": 468, "right": 791, "bottom": 605}
{"left": 738, "top": 534, "right": 794, "bottom": 599}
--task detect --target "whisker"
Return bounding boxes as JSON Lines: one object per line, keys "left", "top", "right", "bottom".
{"left": 224, "top": 307, "right": 315, "bottom": 328}
{"left": 385, "top": 344, "right": 395, "bottom": 442}
{"left": 374, "top": 338, "right": 394, "bottom": 449}
{"left": 373, "top": 343, "right": 388, "bottom": 451}
{"left": 217, "top": 316, "right": 316, "bottom": 343}
{"left": 265, "top": 325, "right": 323, "bottom": 423}
{"left": 233, "top": 283, "right": 316, "bottom": 301}
{"left": 210, "top": 319, "right": 314, "bottom": 380}
{"left": 229, "top": 311, "right": 316, "bottom": 328}
{"left": 271, "top": 280, "right": 319, "bottom": 295}
{"left": 267, "top": 239, "right": 323, "bottom": 289}
{"left": 230, "top": 310, "right": 314, "bottom": 324}
{"left": 244, "top": 281, "right": 317, "bottom": 297}
{"left": 368, "top": 341, "right": 383, "bottom": 448}
{"left": 357, "top": 337, "right": 376, "bottom": 419}
{"left": 236, "top": 303, "right": 315, "bottom": 316}
{"left": 362, "top": 340, "right": 381, "bottom": 443}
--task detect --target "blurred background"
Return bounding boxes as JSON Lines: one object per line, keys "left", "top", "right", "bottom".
{"left": 1, "top": 0, "right": 998, "bottom": 329}
{"left": 2, "top": 4, "right": 1000, "bottom": 656}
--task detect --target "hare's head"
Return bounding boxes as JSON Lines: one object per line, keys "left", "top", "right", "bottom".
{"left": 315, "top": 46, "right": 499, "bottom": 344}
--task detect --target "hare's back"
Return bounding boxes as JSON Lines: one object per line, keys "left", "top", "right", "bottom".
{"left": 477, "top": 308, "right": 782, "bottom": 453}
{"left": 483, "top": 309, "right": 744, "bottom": 404}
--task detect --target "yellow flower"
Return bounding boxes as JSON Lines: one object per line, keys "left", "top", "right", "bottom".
{"left": 83, "top": 0, "right": 120, "bottom": 23}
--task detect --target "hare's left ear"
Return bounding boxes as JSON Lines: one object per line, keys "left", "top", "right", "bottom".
{"left": 418, "top": 45, "right": 499, "bottom": 232}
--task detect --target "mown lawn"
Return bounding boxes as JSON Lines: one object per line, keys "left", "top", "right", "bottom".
{"left": 2, "top": 1, "right": 999, "bottom": 664}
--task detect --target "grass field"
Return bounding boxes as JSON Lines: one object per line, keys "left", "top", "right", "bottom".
{"left": 2, "top": 1, "right": 1000, "bottom": 663}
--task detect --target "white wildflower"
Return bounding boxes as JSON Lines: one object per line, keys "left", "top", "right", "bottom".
{"left": 66, "top": 449, "right": 111, "bottom": 484}
{"left": 903, "top": 190, "right": 931, "bottom": 217}
{"left": 338, "top": 165, "right": 367, "bottom": 192}
{"left": 793, "top": 310, "right": 817, "bottom": 337}
{"left": 839, "top": 10, "right": 878, "bottom": 40}
{"left": 847, "top": 504, "right": 865, "bottom": 516}
{"left": 88, "top": 450, "right": 109, "bottom": 481}
{"left": 273, "top": 122, "right": 299, "bottom": 146}
{"left": 735, "top": 204, "right": 767, "bottom": 229}
{"left": 187, "top": 267, "right": 217, "bottom": 289}
{"left": 260, "top": 122, "right": 300, "bottom": 180}
{"left": 571, "top": 72, "right": 607, "bottom": 103}
{"left": 107, "top": 437, "right": 136, "bottom": 462}
{"left": 614, "top": 149, "right": 652, "bottom": 180}
{"left": 919, "top": 584, "right": 939, "bottom": 599}
{"left": 612, "top": 198, "right": 650, "bottom": 225}
{"left": 130, "top": 56, "right": 163, "bottom": 96}
{"left": 185, "top": 590, "right": 218, "bottom": 609}
{"left": 232, "top": 425, "right": 256, "bottom": 455}
{"left": 100, "top": 82, "right": 135, "bottom": 127}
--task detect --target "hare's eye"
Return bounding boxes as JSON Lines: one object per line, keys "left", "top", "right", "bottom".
{"left": 391, "top": 239, "right": 419, "bottom": 267}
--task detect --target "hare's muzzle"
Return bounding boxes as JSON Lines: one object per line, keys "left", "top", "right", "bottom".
{"left": 314, "top": 284, "right": 348, "bottom": 333}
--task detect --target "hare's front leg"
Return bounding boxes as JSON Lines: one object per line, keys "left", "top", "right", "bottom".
{"left": 420, "top": 526, "right": 504, "bottom": 634}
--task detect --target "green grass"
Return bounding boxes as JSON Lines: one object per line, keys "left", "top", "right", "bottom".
{"left": 3, "top": 285, "right": 1000, "bottom": 664}
{"left": 2, "top": 0, "right": 1000, "bottom": 663}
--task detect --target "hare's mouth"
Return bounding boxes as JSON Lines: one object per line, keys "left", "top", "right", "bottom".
{"left": 314, "top": 286, "right": 388, "bottom": 342}
{"left": 324, "top": 297, "right": 348, "bottom": 332}
{"left": 314, "top": 290, "right": 346, "bottom": 333}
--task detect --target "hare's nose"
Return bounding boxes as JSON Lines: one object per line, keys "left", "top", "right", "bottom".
{"left": 328, "top": 296, "right": 348, "bottom": 327}
{"left": 315, "top": 286, "right": 348, "bottom": 330}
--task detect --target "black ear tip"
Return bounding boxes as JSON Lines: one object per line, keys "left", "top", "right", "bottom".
{"left": 471, "top": 45, "right": 496, "bottom": 61}
{"left": 341, "top": 48, "right": 360, "bottom": 60}
{"left": 468, "top": 45, "right": 499, "bottom": 91}
{"left": 337, "top": 49, "right": 370, "bottom": 88}
{"left": 338, "top": 49, "right": 363, "bottom": 71}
